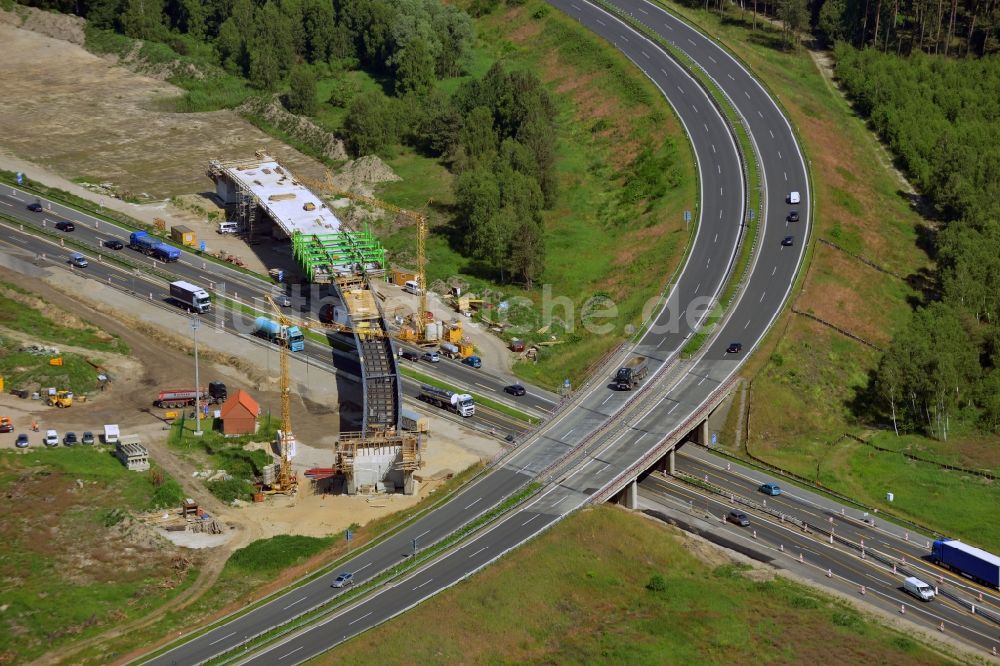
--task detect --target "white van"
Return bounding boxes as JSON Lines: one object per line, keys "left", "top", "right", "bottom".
{"left": 903, "top": 576, "right": 935, "bottom": 601}
{"left": 787, "top": 191, "right": 801, "bottom": 204}
{"left": 403, "top": 280, "right": 421, "bottom": 295}
{"left": 217, "top": 221, "right": 239, "bottom": 234}
{"left": 44, "top": 429, "right": 59, "bottom": 447}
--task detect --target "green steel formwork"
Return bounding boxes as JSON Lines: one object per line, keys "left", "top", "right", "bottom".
{"left": 292, "top": 225, "right": 386, "bottom": 283}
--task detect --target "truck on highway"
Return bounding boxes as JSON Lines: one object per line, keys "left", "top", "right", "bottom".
{"left": 129, "top": 231, "right": 181, "bottom": 263}
{"left": 169, "top": 280, "right": 212, "bottom": 314}
{"left": 418, "top": 384, "right": 475, "bottom": 417}
{"left": 253, "top": 317, "right": 305, "bottom": 352}
{"left": 153, "top": 382, "right": 228, "bottom": 408}
{"left": 930, "top": 539, "right": 1000, "bottom": 588}
{"left": 614, "top": 356, "right": 649, "bottom": 390}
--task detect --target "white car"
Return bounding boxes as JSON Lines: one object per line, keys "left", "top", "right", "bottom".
{"left": 787, "top": 191, "right": 801, "bottom": 204}
{"left": 44, "top": 429, "right": 59, "bottom": 447}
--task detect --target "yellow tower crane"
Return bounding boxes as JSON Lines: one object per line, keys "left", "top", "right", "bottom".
{"left": 265, "top": 295, "right": 297, "bottom": 494}
{"left": 295, "top": 171, "right": 430, "bottom": 342}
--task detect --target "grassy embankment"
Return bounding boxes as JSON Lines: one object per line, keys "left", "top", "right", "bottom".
{"left": 320, "top": 505, "right": 952, "bottom": 664}
{"left": 73, "top": 463, "right": 486, "bottom": 665}
{"left": 0, "top": 448, "right": 189, "bottom": 663}
{"left": 654, "top": 3, "right": 1000, "bottom": 550}
{"left": 0, "top": 279, "right": 128, "bottom": 395}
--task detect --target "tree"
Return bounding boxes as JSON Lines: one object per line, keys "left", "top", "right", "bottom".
{"left": 302, "top": 0, "right": 337, "bottom": 63}
{"left": 394, "top": 36, "right": 435, "bottom": 95}
{"left": 120, "top": 0, "right": 164, "bottom": 39}
{"left": 344, "top": 91, "right": 399, "bottom": 156}
{"left": 777, "top": 0, "right": 809, "bottom": 47}
{"left": 457, "top": 106, "right": 499, "bottom": 168}
{"left": 286, "top": 66, "right": 318, "bottom": 115}
{"left": 249, "top": 1, "right": 294, "bottom": 90}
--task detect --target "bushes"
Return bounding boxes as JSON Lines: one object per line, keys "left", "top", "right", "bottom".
{"left": 227, "top": 534, "right": 335, "bottom": 573}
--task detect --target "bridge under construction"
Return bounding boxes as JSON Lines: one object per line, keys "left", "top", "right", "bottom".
{"left": 208, "top": 154, "right": 421, "bottom": 494}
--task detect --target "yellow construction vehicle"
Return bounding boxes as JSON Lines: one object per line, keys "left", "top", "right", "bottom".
{"left": 47, "top": 390, "right": 74, "bottom": 408}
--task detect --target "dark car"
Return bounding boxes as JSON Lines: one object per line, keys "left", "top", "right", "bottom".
{"left": 726, "top": 342, "right": 742, "bottom": 354}
{"left": 399, "top": 350, "right": 420, "bottom": 361}
{"left": 64, "top": 432, "right": 78, "bottom": 446}
{"left": 759, "top": 482, "right": 782, "bottom": 496}
{"left": 781, "top": 235, "right": 794, "bottom": 247}
{"left": 504, "top": 384, "right": 526, "bottom": 397}
{"left": 27, "top": 202, "right": 43, "bottom": 212}
{"left": 331, "top": 572, "right": 354, "bottom": 588}
{"left": 82, "top": 431, "right": 95, "bottom": 445}
{"left": 787, "top": 210, "right": 800, "bottom": 222}
{"left": 727, "top": 510, "right": 751, "bottom": 527}
{"left": 104, "top": 238, "right": 124, "bottom": 250}
{"left": 15, "top": 434, "right": 30, "bottom": 449}
{"left": 55, "top": 220, "right": 75, "bottom": 232}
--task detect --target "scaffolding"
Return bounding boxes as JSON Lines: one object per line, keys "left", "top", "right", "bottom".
{"left": 291, "top": 225, "right": 386, "bottom": 284}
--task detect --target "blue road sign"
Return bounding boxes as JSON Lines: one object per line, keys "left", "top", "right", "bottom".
{"left": 711, "top": 432, "right": 717, "bottom": 445}
{"left": 15, "top": 172, "right": 23, "bottom": 185}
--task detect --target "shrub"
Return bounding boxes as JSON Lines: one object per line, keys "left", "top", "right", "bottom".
{"left": 645, "top": 574, "right": 668, "bottom": 592}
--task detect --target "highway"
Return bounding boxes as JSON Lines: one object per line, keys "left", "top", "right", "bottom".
{"left": 140, "top": 0, "right": 812, "bottom": 661}
{"left": 0, "top": 227, "right": 532, "bottom": 439}
{"left": 0, "top": 187, "right": 561, "bottom": 418}
{"left": 638, "top": 448, "right": 1000, "bottom": 653}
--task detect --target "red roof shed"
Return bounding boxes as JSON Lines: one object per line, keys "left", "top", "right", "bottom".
{"left": 220, "top": 390, "right": 260, "bottom": 436}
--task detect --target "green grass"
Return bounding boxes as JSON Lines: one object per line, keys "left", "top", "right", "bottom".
{"left": 0, "top": 347, "right": 102, "bottom": 395}
{"left": 228, "top": 535, "right": 336, "bottom": 574}
{"left": 323, "top": 505, "right": 951, "bottom": 665}
{"left": 400, "top": 366, "right": 539, "bottom": 424}
{"left": 0, "top": 448, "right": 196, "bottom": 662}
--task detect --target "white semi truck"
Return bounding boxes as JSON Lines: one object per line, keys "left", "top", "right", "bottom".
{"left": 418, "top": 385, "right": 475, "bottom": 417}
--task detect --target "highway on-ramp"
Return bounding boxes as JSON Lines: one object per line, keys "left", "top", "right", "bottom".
{"left": 141, "top": 1, "right": 811, "bottom": 662}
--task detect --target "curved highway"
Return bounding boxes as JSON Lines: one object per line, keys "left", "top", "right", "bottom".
{"left": 140, "top": 1, "right": 809, "bottom": 663}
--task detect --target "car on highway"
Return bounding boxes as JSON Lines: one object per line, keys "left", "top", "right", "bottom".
{"left": 787, "top": 191, "right": 801, "bottom": 204}
{"left": 504, "top": 384, "right": 526, "bottom": 397}
{"left": 15, "top": 433, "right": 30, "bottom": 449}
{"left": 82, "top": 431, "right": 95, "bottom": 445}
{"left": 44, "top": 429, "right": 59, "bottom": 447}
{"left": 726, "top": 342, "right": 742, "bottom": 354}
{"left": 27, "top": 202, "right": 43, "bottom": 212}
{"left": 787, "top": 210, "right": 799, "bottom": 222}
{"left": 727, "top": 510, "right": 751, "bottom": 527}
{"left": 461, "top": 356, "right": 482, "bottom": 369}
{"left": 55, "top": 220, "right": 75, "bottom": 232}
{"left": 781, "top": 235, "right": 794, "bottom": 247}
{"left": 64, "top": 432, "right": 78, "bottom": 446}
{"left": 758, "top": 482, "right": 782, "bottom": 496}
{"left": 272, "top": 293, "right": 292, "bottom": 307}
{"left": 331, "top": 572, "right": 354, "bottom": 588}
{"left": 421, "top": 351, "right": 440, "bottom": 363}
{"left": 69, "top": 252, "right": 89, "bottom": 268}
{"left": 399, "top": 350, "right": 419, "bottom": 361}
{"left": 104, "top": 238, "right": 124, "bottom": 250}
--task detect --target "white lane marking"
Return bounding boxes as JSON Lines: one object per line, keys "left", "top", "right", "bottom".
{"left": 711, "top": 144, "right": 716, "bottom": 153}
{"left": 706, "top": 257, "right": 711, "bottom": 267}
{"left": 695, "top": 282, "right": 701, "bottom": 292}
{"left": 642, "top": 50, "right": 650, "bottom": 59}
{"left": 279, "top": 646, "right": 304, "bottom": 660}
{"left": 208, "top": 631, "right": 235, "bottom": 646}
{"left": 697, "top": 375, "right": 707, "bottom": 386}
{"left": 413, "top": 578, "right": 434, "bottom": 590}
{"left": 0, "top": 201, "right": 10, "bottom": 207}
{"left": 759, "top": 291, "right": 766, "bottom": 303}
{"left": 708, "top": 55, "right": 717, "bottom": 64}
{"left": 570, "top": 3, "right": 581, "bottom": 9}
{"left": 677, "top": 85, "right": 685, "bottom": 94}
{"left": 713, "top": 233, "right": 718, "bottom": 243}
{"left": 566, "top": 428, "right": 576, "bottom": 438}
{"left": 596, "top": 18, "right": 605, "bottom": 25}
{"left": 663, "top": 22, "right": 673, "bottom": 30}
{"left": 717, "top": 164, "right": 721, "bottom": 174}
{"left": 597, "top": 463, "right": 610, "bottom": 474}
{"left": 620, "top": 34, "right": 629, "bottom": 42}
{"left": 668, "top": 402, "right": 679, "bottom": 414}
{"left": 769, "top": 129, "right": 774, "bottom": 139}
{"left": 727, "top": 73, "right": 735, "bottom": 80}
{"left": 771, "top": 265, "right": 777, "bottom": 276}
{"left": 468, "top": 546, "right": 488, "bottom": 558}
{"left": 687, "top": 38, "right": 696, "bottom": 46}
{"left": 638, "top": 6, "right": 648, "bottom": 13}
{"left": 348, "top": 612, "right": 373, "bottom": 626}
{"left": 778, "top": 151, "right": 782, "bottom": 159}
{"left": 601, "top": 393, "right": 614, "bottom": 405}
{"left": 414, "top": 530, "right": 430, "bottom": 540}
{"left": 661, "top": 68, "right": 668, "bottom": 76}
{"left": 784, "top": 171, "right": 788, "bottom": 181}
{"left": 522, "top": 514, "right": 539, "bottom": 527}
{"left": 691, "top": 104, "right": 698, "bottom": 113}
{"left": 464, "top": 497, "right": 482, "bottom": 510}
{"left": 718, "top": 209, "right": 722, "bottom": 219}
{"left": 283, "top": 596, "right": 307, "bottom": 610}
{"left": 757, "top": 110, "right": 764, "bottom": 118}
{"left": 703, "top": 123, "right": 709, "bottom": 132}
{"left": 744, "top": 320, "right": 751, "bottom": 329}
{"left": 744, "top": 90, "right": 750, "bottom": 99}
{"left": 719, "top": 186, "right": 723, "bottom": 196}
{"left": 657, "top": 337, "right": 668, "bottom": 349}
{"left": 475, "top": 382, "right": 492, "bottom": 390}
{"left": 354, "top": 562, "right": 372, "bottom": 573}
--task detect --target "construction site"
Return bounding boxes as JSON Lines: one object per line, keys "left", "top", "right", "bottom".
{"left": 207, "top": 153, "right": 425, "bottom": 496}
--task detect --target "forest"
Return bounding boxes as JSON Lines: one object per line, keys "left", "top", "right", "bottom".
{"left": 19, "top": 0, "right": 553, "bottom": 284}
{"left": 834, "top": 45, "right": 1000, "bottom": 436}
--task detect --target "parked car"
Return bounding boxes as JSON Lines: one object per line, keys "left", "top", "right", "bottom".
{"left": 44, "top": 429, "right": 59, "bottom": 447}
{"left": 781, "top": 235, "right": 794, "bottom": 247}
{"left": 55, "top": 220, "right": 75, "bottom": 232}
{"left": 727, "top": 510, "right": 751, "bottom": 527}
{"left": 400, "top": 350, "right": 419, "bottom": 361}
{"left": 103, "top": 238, "right": 124, "bottom": 250}
{"left": 27, "top": 202, "right": 43, "bottom": 212}
{"left": 421, "top": 351, "right": 440, "bottom": 363}
{"left": 331, "top": 572, "right": 354, "bottom": 588}
{"left": 82, "top": 431, "right": 95, "bottom": 445}
{"left": 0, "top": 417, "right": 12, "bottom": 433}
{"left": 504, "top": 384, "right": 526, "bottom": 397}
{"left": 15, "top": 433, "right": 30, "bottom": 448}
{"left": 787, "top": 210, "right": 800, "bottom": 222}
{"left": 726, "top": 342, "right": 743, "bottom": 354}
{"left": 758, "top": 482, "right": 782, "bottom": 496}
{"left": 64, "top": 431, "right": 78, "bottom": 446}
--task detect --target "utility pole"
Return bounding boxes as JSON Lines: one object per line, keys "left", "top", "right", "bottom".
{"left": 191, "top": 317, "right": 203, "bottom": 436}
